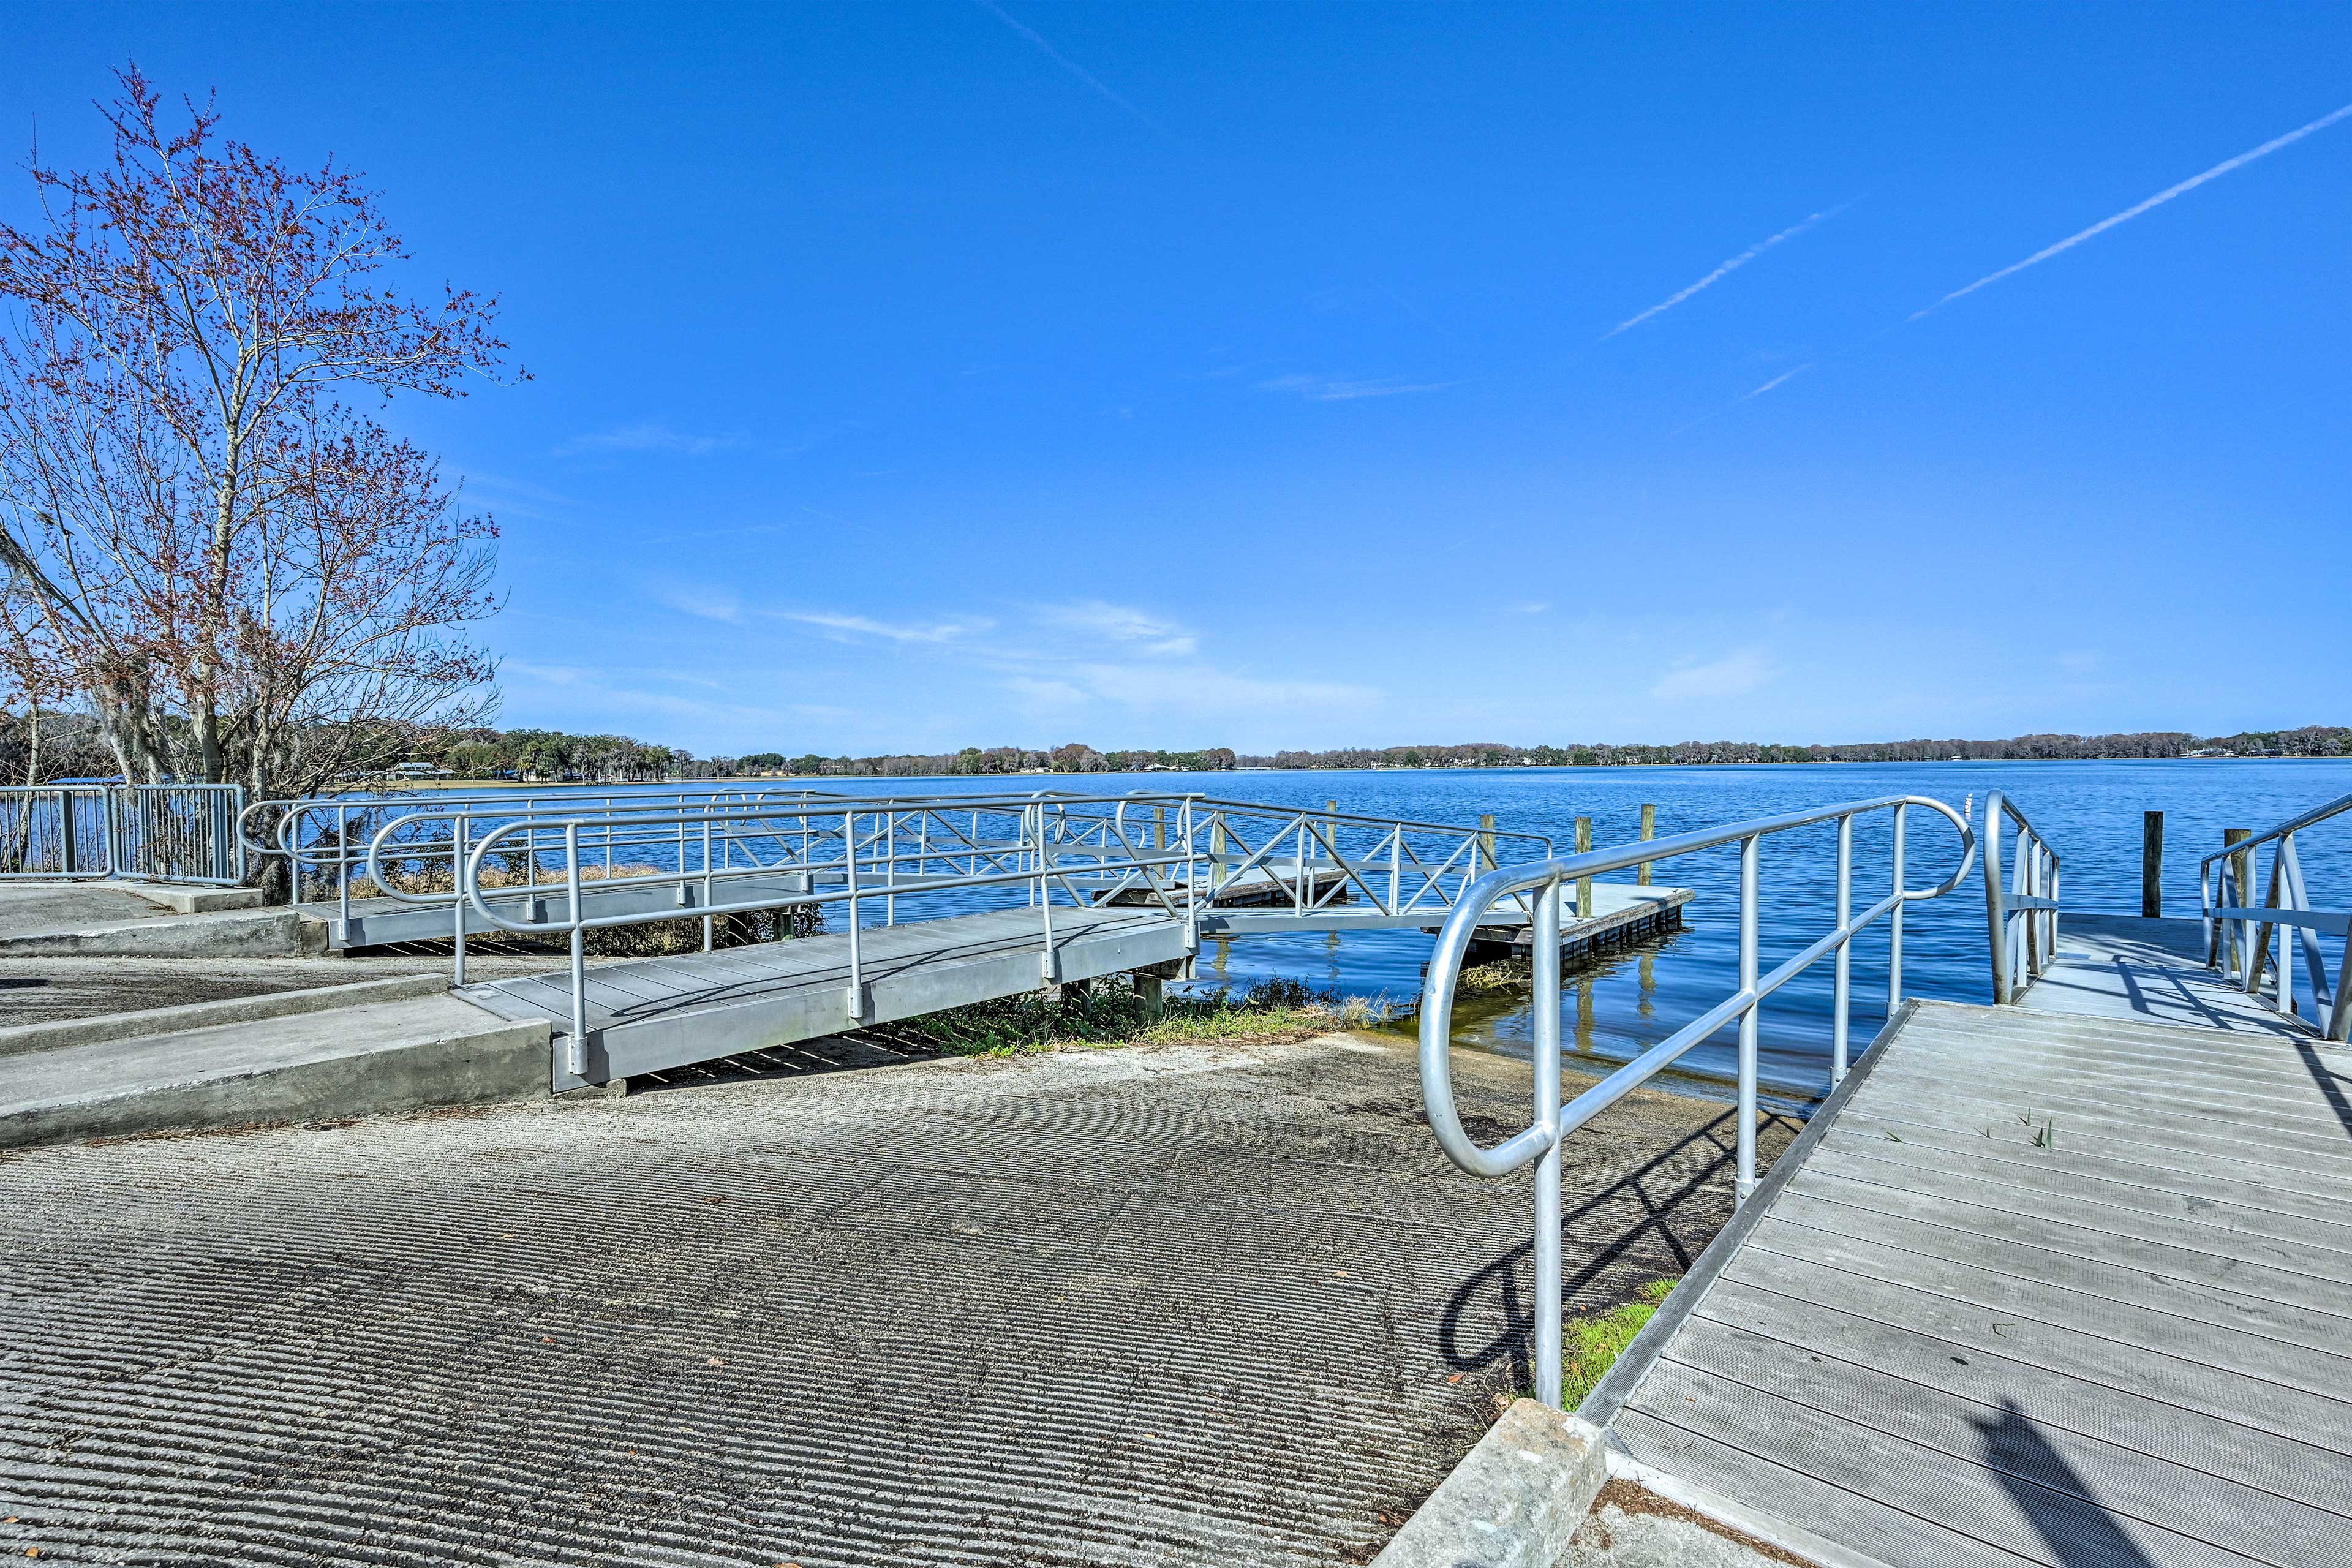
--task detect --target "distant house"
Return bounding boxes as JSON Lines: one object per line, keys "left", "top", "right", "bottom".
{"left": 388, "top": 761, "right": 454, "bottom": 778}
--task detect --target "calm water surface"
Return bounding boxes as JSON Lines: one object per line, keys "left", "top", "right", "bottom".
{"left": 371, "top": 761, "right": 2352, "bottom": 1102}
{"left": 793, "top": 761, "right": 2352, "bottom": 1099}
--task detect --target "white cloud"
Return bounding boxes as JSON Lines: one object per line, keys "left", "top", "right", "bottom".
{"left": 1913, "top": 99, "right": 2352, "bottom": 321}
{"left": 1512, "top": 601, "right": 1551, "bottom": 614}
{"left": 559, "top": 423, "right": 746, "bottom": 458}
{"left": 780, "top": 609, "right": 992, "bottom": 644}
{"left": 658, "top": 587, "right": 742, "bottom": 624}
{"left": 1742, "top": 364, "right": 1813, "bottom": 400}
{"left": 1040, "top": 600, "right": 1198, "bottom": 655}
{"left": 1651, "top": 648, "right": 1777, "bottom": 701}
{"left": 1257, "top": 373, "right": 1458, "bottom": 402}
{"left": 1605, "top": 206, "right": 1846, "bottom": 338}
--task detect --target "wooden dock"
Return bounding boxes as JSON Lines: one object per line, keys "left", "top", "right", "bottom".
{"left": 1585, "top": 914, "right": 2352, "bottom": 1566}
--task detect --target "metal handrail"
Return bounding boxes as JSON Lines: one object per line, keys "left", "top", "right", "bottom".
{"left": 246, "top": 785, "right": 842, "bottom": 925}
{"left": 454, "top": 791, "right": 1207, "bottom": 1080}
{"left": 1415, "top": 794, "right": 1977, "bottom": 1409}
{"left": 1983, "top": 791, "right": 2062, "bottom": 1005}
{"left": 0, "top": 783, "right": 244, "bottom": 884}
{"left": 2198, "top": 789, "right": 2352, "bottom": 1038}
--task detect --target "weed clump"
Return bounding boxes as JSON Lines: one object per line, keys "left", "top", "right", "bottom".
{"left": 1561, "top": 1278, "right": 1679, "bottom": 1410}
{"left": 872, "top": 973, "right": 1395, "bottom": 1059}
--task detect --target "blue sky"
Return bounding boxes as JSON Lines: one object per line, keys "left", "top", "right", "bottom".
{"left": 5, "top": 3, "right": 2348, "bottom": 756}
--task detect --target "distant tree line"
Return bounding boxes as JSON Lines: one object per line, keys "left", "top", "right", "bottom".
{"left": 6, "top": 718, "right": 2345, "bottom": 788}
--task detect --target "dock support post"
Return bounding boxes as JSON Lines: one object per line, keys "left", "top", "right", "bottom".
{"left": 2221, "top": 827, "right": 2252, "bottom": 978}
{"left": 1531, "top": 876, "right": 1563, "bottom": 1405}
{"left": 2142, "top": 811, "right": 2164, "bottom": 918}
{"left": 1638, "top": 804, "right": 1655, "bottom": 887}
{"left": 1574, "top": 816, "right": 1592, "bottom": 919}
{"left": 1477, "top": 813, "right": 1495, "bottom": 876}
{"left": 1134, "top": 971, "right": 1164, "bottom": 1022}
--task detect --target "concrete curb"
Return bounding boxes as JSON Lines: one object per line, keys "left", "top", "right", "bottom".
{"left": 0, "top": 995, "right": 551, "bottom": 1148}
{"left": 113, "top": 881, "right": 268, "bottom": 914}
{"left": 0, "top": 971, "right": 453, "bottom": 1060}
{"left": 0, "top": 907, "right": 326, "bottom": 957}
{"left": 1373, "top": 1400, "right": 1609, "bottom": 1568}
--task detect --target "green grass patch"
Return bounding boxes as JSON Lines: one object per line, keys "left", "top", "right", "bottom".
{"left": 1561, "top": 1278, "right": 1679, "bottom": 1410}
{"left": 884, "top": 973, "right": 1395, "bottom": 1059}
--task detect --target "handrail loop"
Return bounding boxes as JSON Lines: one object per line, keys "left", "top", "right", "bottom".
{"left": 1416, "top": 794, "right": 1976, "bottom": 1409}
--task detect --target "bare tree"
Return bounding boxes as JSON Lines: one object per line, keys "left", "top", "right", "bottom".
{"left": 0, "top": 66, "right": 514, "bottom": 799}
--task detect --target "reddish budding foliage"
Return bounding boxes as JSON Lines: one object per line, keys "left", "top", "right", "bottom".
{"left": 0, "top": 64, "right": 518, "bottom": 804}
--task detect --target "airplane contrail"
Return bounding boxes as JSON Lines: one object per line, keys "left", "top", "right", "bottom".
{"left": 1913, "top": 99, "right": 2352, "bottom": 320}
{"left": 971, "top": 0, "right": 1170, "bottom": 138}
{"left": 1605, "top": 206, "right": 1847, "bottom": 338}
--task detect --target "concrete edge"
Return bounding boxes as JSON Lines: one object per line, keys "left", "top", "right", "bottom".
{"left": 1599, "top": 1443, "right": 1896, "bottom": 1568}
{"left": 1576, "top": 997, "right": 1921, "bottom": 1433}
{"left": 0, "top": 971, "right": 453, "bottom": 1060}
{"left": 0, "top": 1008, "right": 552, "bottom": 1148}
{"left": 1372, "top": 1400, "right": 1609, "bottom": 1568}
{"left": 111, "top": 880, "right": 267, "bottom": 914}
{"left": 0, "top": 907, "right": 326, "bottom": 957}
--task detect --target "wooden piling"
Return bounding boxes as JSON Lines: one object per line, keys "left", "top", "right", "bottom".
{"left": 1478, "top": 813, "right": 1495, "bottom": 876}
{"left": 2141, "top": 810, "right": 2163, "bottom": 917}
{"left": 2216, "top": 826, "right": 2252, "bottom": 968}
{"left": 1574, "top": 815, "right": 1593, "bottom": 919}
{"left": 1638, "top": 804, "right": 1656, "bottom": 888}
{"left": 1325, "top": 799, "right": 1340, "bottom": 862}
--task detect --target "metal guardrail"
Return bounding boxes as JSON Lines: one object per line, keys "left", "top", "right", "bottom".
{"left": 2199, "top": 789, "right": 2352, "bottom": 1039}
{"left": 242, "top": 786, "right": 838, "bottom": 919}
{"left": 445, "top": 791, "right": 1205, "bottom": 1081}
{"left": 1983, "top": 791, "right": 2062, "bottom": 1005}
{"left": 1414, "top": 795, "right": 1977, "bottom": 1409}
{"left": 0, "top": 783, "right": 245, "bottom": 884}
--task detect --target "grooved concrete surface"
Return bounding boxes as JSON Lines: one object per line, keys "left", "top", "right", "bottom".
{"left": 0, "top": 1030, "right": 1776, "bottom": 1567}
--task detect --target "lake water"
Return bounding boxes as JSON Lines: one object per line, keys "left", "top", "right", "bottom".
{"left": 764, "top": 760, "right": 2352, "bottom": 1099}
{"left": 359, "top": 761, "right": 2352, "bottom": 1101}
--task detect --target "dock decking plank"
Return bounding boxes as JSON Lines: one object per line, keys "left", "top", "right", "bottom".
{"left": 1625, "top": 1359, "right": 2256, "bottom": 1567}
{"left": 1657, "top": 1316, "right": 2351, "bottom": 1564}
{"left": 1694, "top": 1276, "right": 2352, "bottom": 1518}
{"left": 1831, "top": 1105, "right": 2352, "bottom": 1224}
{"left": 1795, "top": 1144, "right": 2352, "bottom": 1283}
{"left": 1725, "top": 1238, "right": 2352, "bottom": 1454}
{"left": 1607, "top": 949, "right": 2352, "bottom": 1566}
{"left": 1781, "top": 1166, "right": 2352, "bottom": 1319}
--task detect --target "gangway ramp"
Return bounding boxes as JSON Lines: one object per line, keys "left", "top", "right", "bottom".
{"left": 461, "top": 903, "right": 1186, "bottom": 1090}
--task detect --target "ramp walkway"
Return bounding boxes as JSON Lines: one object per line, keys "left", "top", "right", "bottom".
{"left": 233, "top": 786, "right": 1691, "bottom": 1095}
{"left": 461, "top": 903, "right": 1188, "bottom": 1088}
{"left": 1398, "top": 787, "right": 2352, "bottom": 1566}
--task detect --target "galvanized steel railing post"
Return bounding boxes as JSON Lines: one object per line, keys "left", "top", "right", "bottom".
{"left": 1889, "top": 802, "right": 1907, "bottom": 1010}
{"left": 565, "top": 823, "right": 587, "bottom": 1079}
{"left": 453, "top": 815, "right": 469, "bottom": 986}
{"left": 1831, "top": 812, "right": 1852, "bottom": 1084}
{"left": 1036, "top": 803, "right": 1057, "bottom": 981}
{"left": 843, "top": 810, "right": 864, "bottom": 1023}
{"left": 1531, "top": 876, "right": 1564, "bottom": 1406}
{"left": 1735, "top": 832, "right": 1760, "bottom": 1206}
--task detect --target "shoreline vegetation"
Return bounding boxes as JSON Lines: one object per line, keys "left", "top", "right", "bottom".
{"left": 6, "top": 715, "right": 2346, "bottom": 790}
